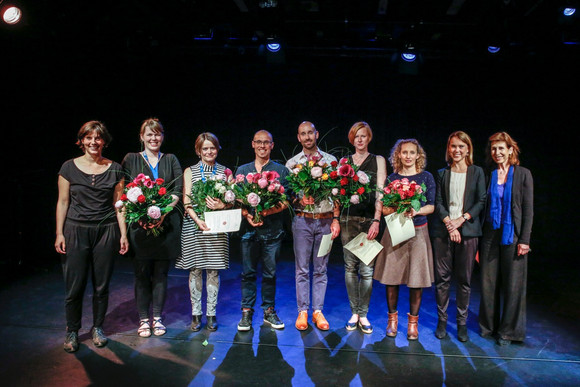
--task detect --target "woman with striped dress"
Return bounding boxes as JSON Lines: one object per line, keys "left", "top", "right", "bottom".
{"left": 176, "top": 132, "right": 230, "bottom": 332}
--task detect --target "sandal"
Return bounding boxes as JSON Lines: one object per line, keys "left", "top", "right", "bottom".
{"left": 152, "top": 317, "right": 166, "bottom": 336}
{"left": 138, "top": 319, "right": 151, "bottom": 338}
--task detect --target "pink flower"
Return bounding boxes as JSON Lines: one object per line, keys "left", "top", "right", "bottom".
{"left": 339, "top": 157, "right": 348, "bottom": 165}
{"left": 252, "top": 173, "right": 262, "bottom": 184}
{"left": 267, "top": 184, "right": 276, "bottom": 192}
{"left": 246, "top": 173, "right": 254, "bottom": 183}
{"left": 236, "top": 174, "right": 246, "bottom": 183}
{"left": 115, "top": 200, "right": 124, "bottom": 209}
{"left": 224, "top": 168, "right": 233, "bottom": 177}
{"left": 384, "top": 187, "right": 391, "bottom": 194}
{"left": 311, "top": 166, "right": 323, "bottom": 178}
{"left": 264, "top": 170, "right": 280, "bottom": 182}
{"left": 332, "top": 188, "right": 339, "bottom": 196}
{"left": 309, "top": 153, "right": 322, "bottom": 162}
{"left": 356, "top": 171, "right": 370, "bottom": 184}
{"left": 147, "top": 205, "right": 162, "bottom": 219}
{"left": 258, "top": 178, "right": 269, "bottom": 188}
{"left": 278, "top": 186, "right": 285, "bottom": 194}
{"left": 350, "top": 194, "right": 360, "bottom": 205}
{"left": 416, "top": 186, "right": 423, "bottom": 194}
{"left": 401, "top": 178, "right": 410, "bottom": 185}
{"left": 247, "top": 192, "right": 261, "bottom": 207}
{"left": 127, "top": 187, "right": 144, "bottom": 203}
{"left": 144, "top": 179, "right": 155, "bottom": 188}
{"left": 318, "top": 160, "right": 326, "bottom": 167}
{"left": 338, "top": 164, "right": 354, "bottom": 177}
{"left": 224, "top": 190, "right": 236, "bottom": 203}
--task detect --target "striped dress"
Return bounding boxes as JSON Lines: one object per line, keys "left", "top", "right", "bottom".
{"left": 175, "top": 161, "right": 229, "bottom": 270}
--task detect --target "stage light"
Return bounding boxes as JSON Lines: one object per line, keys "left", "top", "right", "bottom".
{"left": 563, "top": 8, "right": 576, "bottom": 16}
{"left": 266, "top": 43, "right": 281, "bottom": 52}
{"left": 487, "top": 46, "right": 501, "bottom": 54}
{"left": 401, "top": 52, "right": 416, "bottom": 62}
{"left": 2, "top": 5, "right": 21, "bottom": 25}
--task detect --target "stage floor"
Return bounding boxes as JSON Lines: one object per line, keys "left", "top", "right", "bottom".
{"left": 1, "top": 238, "right": 579, "bottom": 386}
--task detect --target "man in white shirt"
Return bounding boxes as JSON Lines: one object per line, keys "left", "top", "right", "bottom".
{"left": 285, "top": 121, "right": 340, "bottom": 331}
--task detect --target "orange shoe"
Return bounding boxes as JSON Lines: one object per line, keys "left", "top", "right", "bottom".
{"left": 295, "top": 311, "right": 308, "bottom": 331}
{"left": 312, "top": 311, "right": 329, "bottom": 331}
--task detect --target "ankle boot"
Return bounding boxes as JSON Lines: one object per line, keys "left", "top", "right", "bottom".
{"left": 386, "top": 311, "right": 398, "bottom": 337}
{"left": 407, "top": 313, "right": 419, "bottom": 341}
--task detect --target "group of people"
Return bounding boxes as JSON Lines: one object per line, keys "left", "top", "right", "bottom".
{"left": 55, "top": 119, "right": 533, "bottom": 354}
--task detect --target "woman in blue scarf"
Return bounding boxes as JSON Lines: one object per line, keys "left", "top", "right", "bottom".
{"left": 479, "top": 132, "right": 533, "bottom": 346}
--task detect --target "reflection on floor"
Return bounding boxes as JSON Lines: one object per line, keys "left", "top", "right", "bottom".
{"left": 1, "top": 238, "right": 579, "bottom": 386}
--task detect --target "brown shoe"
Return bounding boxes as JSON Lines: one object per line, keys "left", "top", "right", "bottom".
{"left": 386, "top": 311, "right": 398, "bottom": 337}
{"left": 407, "top": 313, "right": 419, "bottom": 341}
{"left": 312, "top": 311, "right": 329, "bottom": 331}
{"left": 295, "top": 310, "right": 308, "bottom": 331}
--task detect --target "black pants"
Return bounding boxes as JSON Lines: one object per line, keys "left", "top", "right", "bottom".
{"left": 478, "top": 222, "right": 527, "bottom": 341}
{"left": 134, "top": 259, "right": 170, "bottom": 320}
{"left": 61, "top": 220, "right": 119, "bottom": 332}
{"left": 433, "top": 236, "right": 478, "bottom": 325}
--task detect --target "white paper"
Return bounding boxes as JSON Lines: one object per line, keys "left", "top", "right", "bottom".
{"left": 202, "top": 209, "right": 242, "bottom": 234}
{"left": 385, "top": 212, "right": 416, "bottom": 246}
{"left": 317, "top": 233, "right": 333, "bottom": 257}
{"left": 343, "top": 232, "right": 384, "bottom": 265}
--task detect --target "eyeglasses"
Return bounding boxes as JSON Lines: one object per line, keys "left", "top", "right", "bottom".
{"left": 253, "top": 140, "right": 272, "bottom": 146}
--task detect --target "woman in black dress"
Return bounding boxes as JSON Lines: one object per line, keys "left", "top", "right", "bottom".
{"left": 479, "top": 131, "right": 533, "bottom": 346}
{"left": 121, "top": 118, "right": 182, "bottom": 337}
{"left": 55, "top": 121, "right": 128, "bottom": 353}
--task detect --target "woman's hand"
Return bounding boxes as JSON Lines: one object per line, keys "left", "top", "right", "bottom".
{"left": 367, "top": 221, "right": 379, "bottom": 240}
{"left": 194, "top": 218, "right": 211, "bottom": 231}
{"left": 55, "top": 234, "right": 66, "bottom": 254}
{"left": 245, "top": 213, "right": 264, "bottom": 228}
{"left": 206, "top": 196, "right": 226, "bottom": 210}
{"left": 449, "top": 229, "right": 462, "bottom": 243}
{"left": 119, "top": 235, "right": 129, "bottom": 255}
{"left": 330, "top": 220, "right": 341, "bottom": 239}
{"left": 517, "top": 243, "right": 531, "bottom": 256}
{"left": 406, "top": 208, "right": 419, "bottom": 218}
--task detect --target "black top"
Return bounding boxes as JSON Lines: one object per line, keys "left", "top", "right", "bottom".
{"left": 59, "top": 159, "right": 123, "bottom": 224}
{"left": 343, "top": 154, "right": 378, "bottom": 218}
{"left": 122, "top": 152, "right": 183, "bottom": 260}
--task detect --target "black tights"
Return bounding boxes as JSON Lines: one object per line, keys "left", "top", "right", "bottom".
{"left": 134, "top": 260, "right": 170, "bottom": 320}
{"left": 386, "top": 285, "right": 423, "bottom": 316}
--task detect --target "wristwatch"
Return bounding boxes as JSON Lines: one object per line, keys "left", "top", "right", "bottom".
{"left": 462, "top": 214, "right": 469, "bottom": 221}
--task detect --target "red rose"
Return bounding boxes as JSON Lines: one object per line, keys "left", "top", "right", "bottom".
{"left": 126, "top": 182, "right": 137, "bottom": 188}
{"left": 340, "top": 188, "right": 346, "bottom": 195}
{"left": 137, "top": 195, "right": 146, "bottom": 203}
{"left": 330, "top": 161, "right": 338, "bottom": 168}
{"left": 156, "top": 178, "right": 165, "bottom": 185}
{"left": 158, "top": 187, "right": 167, "bottom": 195}
{"left": 357, "top": 187, "right": 365, "bottom": 194}
{"left": 330, "top": 171, "right": 338, "bottom": 179}
{"left": 353, "top": 175, "right": 359, "bottom": 182}
{"left": 120, "top": 194, "right": 128, "bottom": 201}
{"left": 340, "top": 177, "right": 349, "bottom": 186}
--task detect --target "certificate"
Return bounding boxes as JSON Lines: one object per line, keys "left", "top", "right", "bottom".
{"left": 317, "top": 233, "right": 333, "bottom": 257}
{"left": 343, "top": 232, "right": 384, "bottom": 265}
{"left": 202, "top": 209, "right": 242, "bottom": 234}
{"left": 385, "top": 212, "right": 415, "bottom": 246}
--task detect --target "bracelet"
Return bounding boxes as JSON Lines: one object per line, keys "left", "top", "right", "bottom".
{"left": 333, "top": 216, "right": 340, "bottom": 220}
{"left": 371, "top": 218, "right": 380, "bottom": 223}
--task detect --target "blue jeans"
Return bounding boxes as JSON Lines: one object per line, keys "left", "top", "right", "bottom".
{"left": 240, "top": 233, "right": 283, "bottom": 310}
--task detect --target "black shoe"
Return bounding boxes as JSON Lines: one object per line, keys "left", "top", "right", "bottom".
{"left": 435, "top": 320, "right": 447, "bottom": 339}
{"left": 238, "top": 309, "right": 254, "bottom": 331}
{"left": 457, "top": 324, "right": 469, "bottom": 342}
{"left": 497, "top": 337, "right": 511, "bottom": 346}
{"left": 206, "top": 315, "right": 218, "bottom": 331}
{"left": 263, "top": 307, "right": 285, "bottom": 329}
{"left": 191, "top": 315, "right": 202, "bottom": 332}
{"left": 63, "top": 331, "right": 79, "bottom": 353}
{"left": 92, "top": 327, "right": 108, "bottom": 348}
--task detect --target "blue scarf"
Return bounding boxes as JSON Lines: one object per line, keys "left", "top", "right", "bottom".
{"left": 489, "top": 166, "right": 514, "bottom": 245}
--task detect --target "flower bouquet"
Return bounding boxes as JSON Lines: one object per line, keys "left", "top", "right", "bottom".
{"left": 286, "top": 153, "right": 336, "bottom": 211}
{"left": 381, "top": 178, "right": 427, "bottom": 213}
{"left": 116, "top": 173, "right": 175, "bottom": 236}
{"left": 187, "top": 168, "right": 236, "bottom": 220}
{"left": 329, "top": 157, "right": 372, "bottom": 209}
{"left": 234, "top": 170, "right": 286, "bottom": 223}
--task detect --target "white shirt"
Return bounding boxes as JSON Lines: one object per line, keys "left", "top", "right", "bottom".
{"left": 285, "top": 149, "right": 337, "bottom": 213}
{"left": 449, "top": 171, "right": 466, "bottom": 219}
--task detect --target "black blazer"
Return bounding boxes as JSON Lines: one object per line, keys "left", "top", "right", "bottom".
{"left": 483, "top": 165, "right": 534, "bottom": 245}
{"left": 432, "top": 164, "right": 487, "bottom": 238}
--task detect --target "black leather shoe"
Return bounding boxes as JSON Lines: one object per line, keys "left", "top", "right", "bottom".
{"left": 191, "top": 315, "right": 202, "bottom": 332}
{"left": 435, "top": 320, "right": 447, "bottom": 339}
{"left": 457, "top": 324, "right": 469, "bottom": 342}
{"left": 206, "top": 315, "right": 218, "bottom": 331}
{"left": 92, "top": 326, "right": 108, "bottom": 348}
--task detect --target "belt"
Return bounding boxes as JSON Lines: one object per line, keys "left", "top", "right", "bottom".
{"left": 295, "top": 211, "right": 334, "bottom": 219}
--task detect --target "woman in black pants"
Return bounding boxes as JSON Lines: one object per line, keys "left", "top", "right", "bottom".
{"left": 432, "top": 131, "right": 486, "bottom": 342}
{"left": 122, "top": 118, "right": 182, "bottom": 337}
{"left": 55, "top": 121, "right": 128, "bottom": 353}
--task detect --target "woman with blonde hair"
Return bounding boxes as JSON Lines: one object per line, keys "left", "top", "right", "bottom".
{"left": 479, "top": 132, "right": 533, "bottom": 346}
{"left": 373, "top": 138, "right": 435, "bottom": 340}
{"left": 432, "top": 131, "right": 486, "bottom": 342}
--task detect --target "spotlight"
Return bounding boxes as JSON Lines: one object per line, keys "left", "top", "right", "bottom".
{"left": 266, "top": 43, "right": 281, "bottom": 53}
{"left": 487, "top": 46, "right": 501, "bottom": 54}
{"left": 563, "top": 8, "right": 576, "bottom": 16}
{"left": 401, "top": 44, "right": 417, "bottom": 62}
{"left": 2, "top": 5, "right": 22, "bottom": 25}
